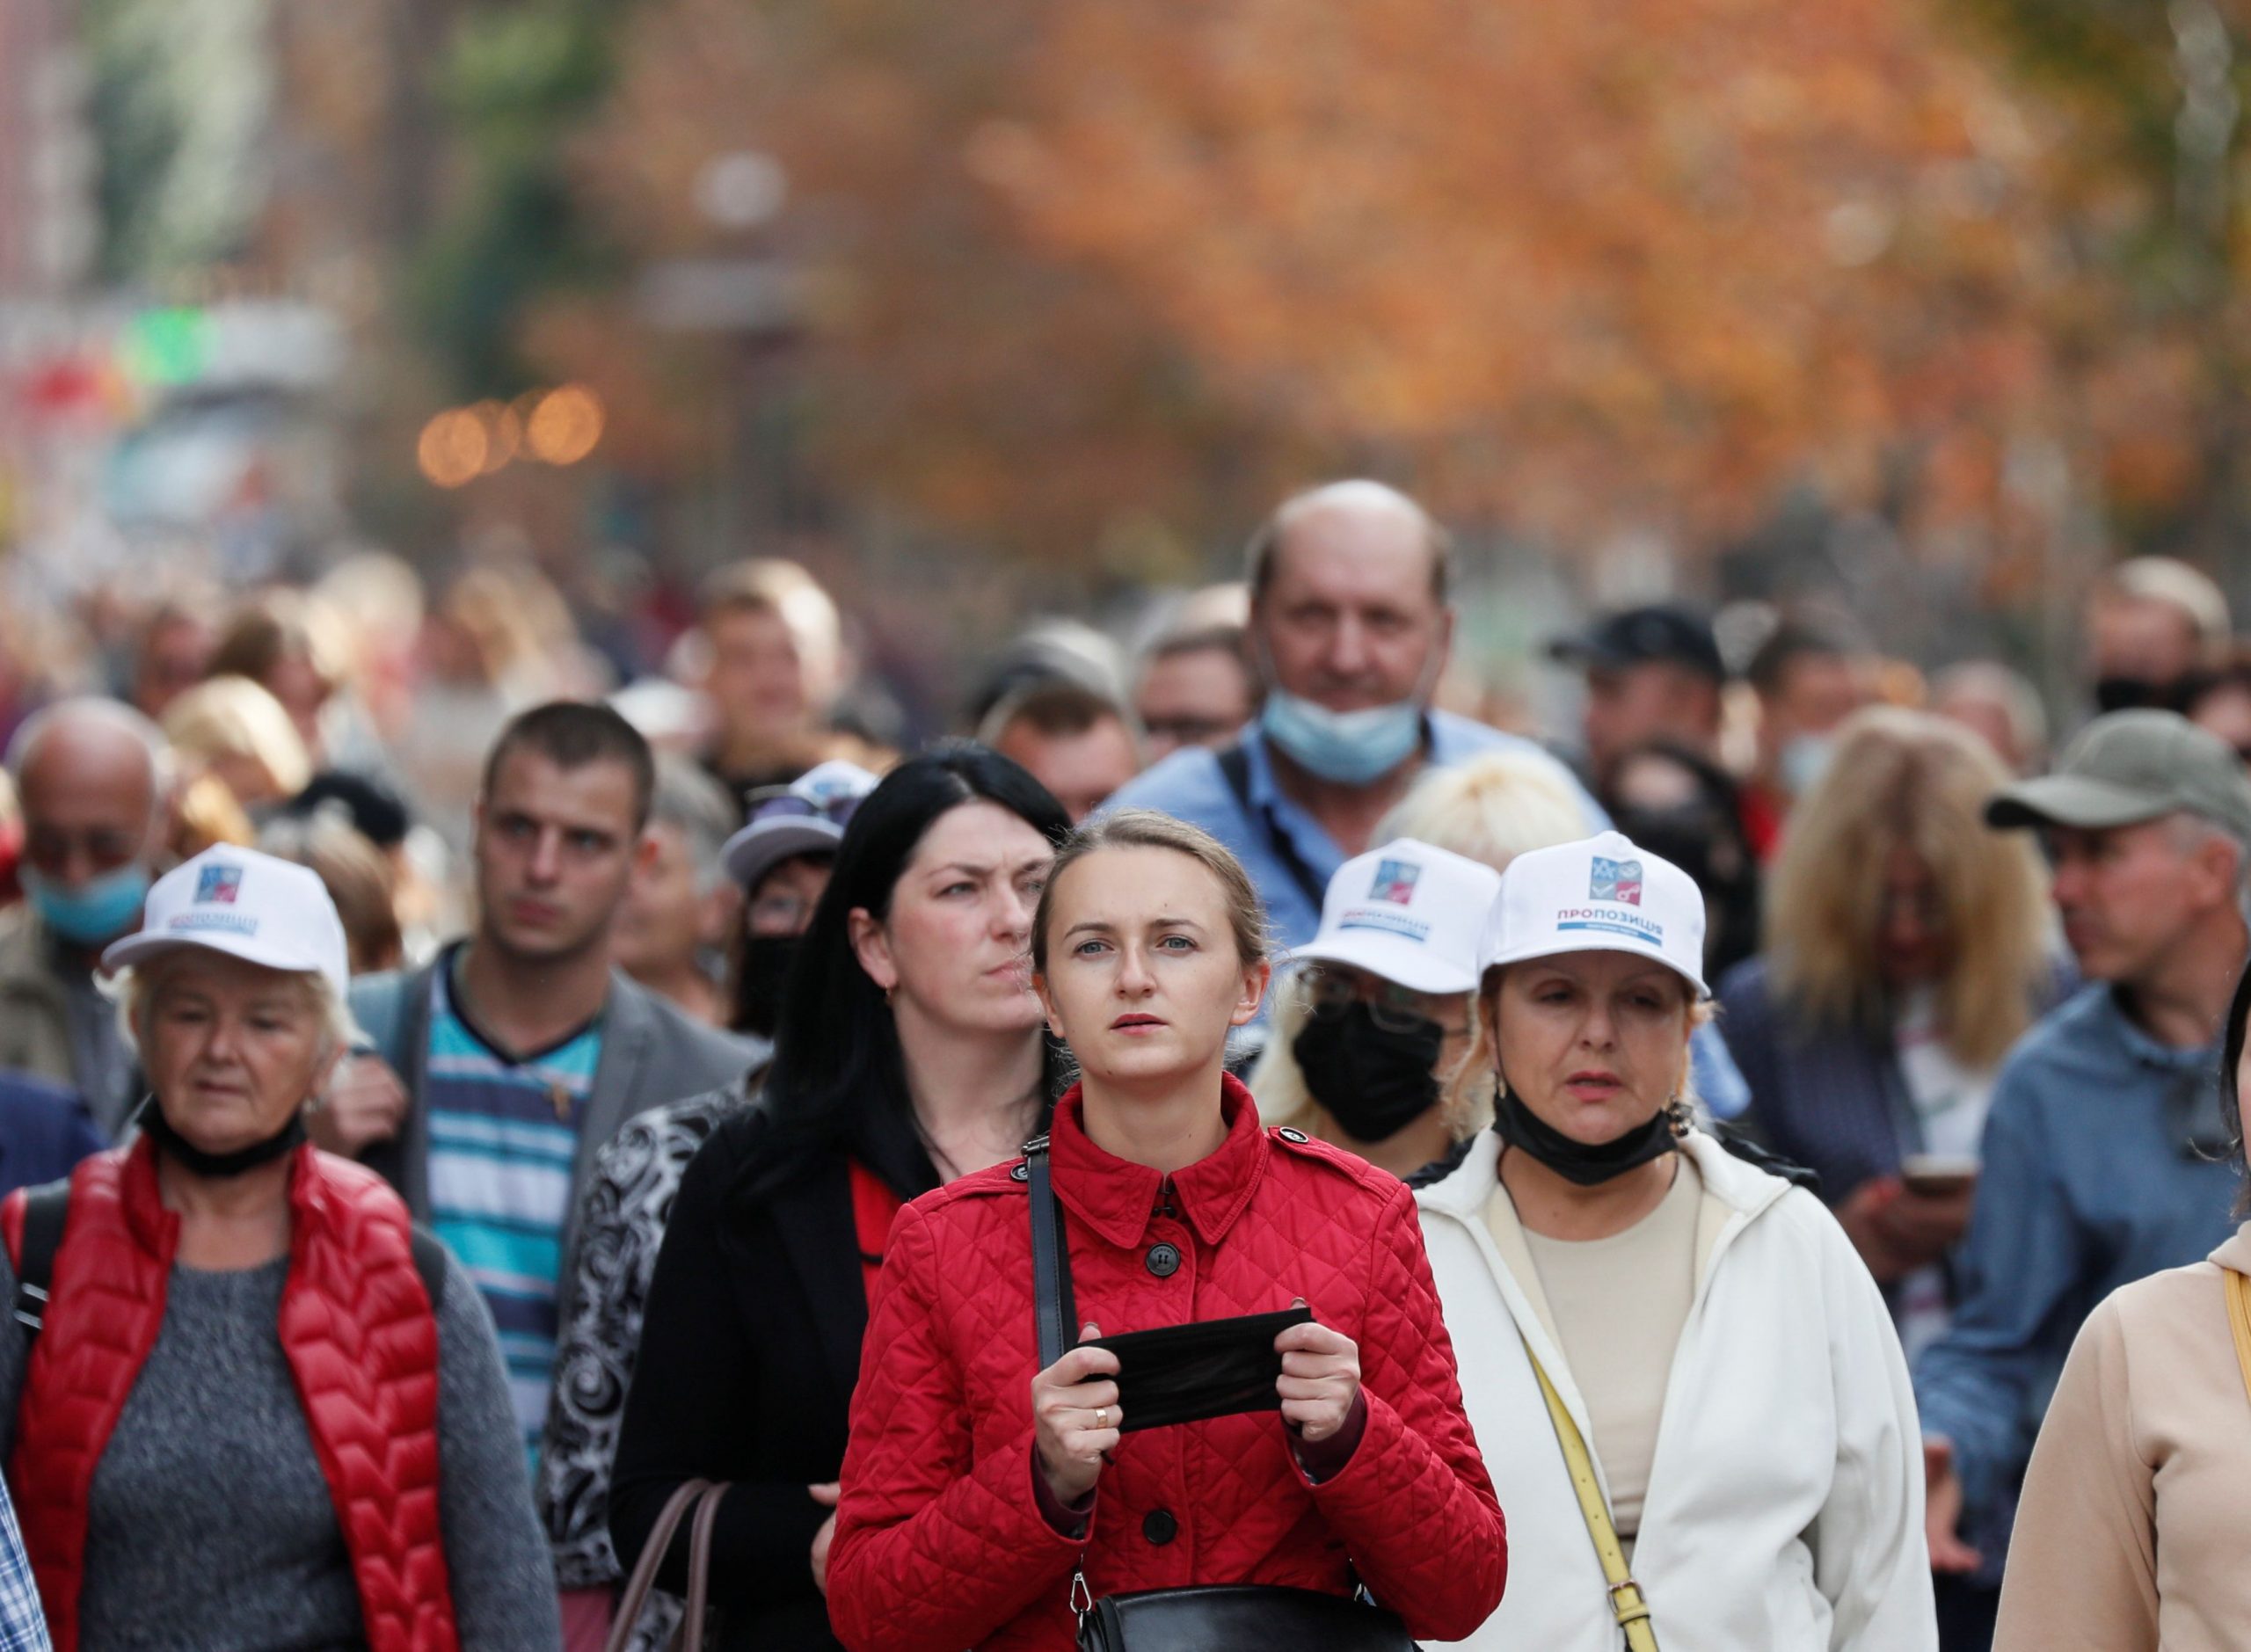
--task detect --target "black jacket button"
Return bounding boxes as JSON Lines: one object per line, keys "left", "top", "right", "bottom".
{"left": 1142, "top": 1509, "right": 1177, "bottom": 1546}
{"left": 1145, "top": 1241, "right": 1181, "bottom": 1278}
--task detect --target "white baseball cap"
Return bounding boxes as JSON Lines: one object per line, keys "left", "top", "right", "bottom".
{"left": 720, "top": 760, "right": 881, "bottom": 891}
{"left": 103, "top": 846, "right": 351, "bottom": 1000}
{"left": 1292, "top": 839, "right": 1502, "bottom": 996}
{"left": 1478, "top": 830, "right": 1708, "bottom": 996}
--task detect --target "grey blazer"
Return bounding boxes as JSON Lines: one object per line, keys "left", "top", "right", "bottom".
{"left": 349, "top": 953, "right": 767, "bottom": 1263}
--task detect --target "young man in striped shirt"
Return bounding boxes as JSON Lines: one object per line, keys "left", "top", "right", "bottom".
{"left": 335, "top": 703, "right": 759, "bottom": 1466}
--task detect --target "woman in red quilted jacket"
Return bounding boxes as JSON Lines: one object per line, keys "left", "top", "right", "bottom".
{"left": 827, "top": 810, "right": 1507, "bottom": 1652}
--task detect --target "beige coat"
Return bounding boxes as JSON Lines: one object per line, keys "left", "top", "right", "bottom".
{"left": 1994, "top": 1223, "right": 2251, "bottom": 1651}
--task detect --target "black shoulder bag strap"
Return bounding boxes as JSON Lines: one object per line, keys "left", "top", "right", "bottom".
{"left": 409, "top": 1226, "right": 448, "bottom": 1314}
{"left": 1215, "top": 744, "right": 1329, "bottom": 916}
{"left": 11, "top": 1182, "right": 72, "bottom": 1347}
{"left": 1024, "top": 1136, "right": 1076, "bottom": 1369}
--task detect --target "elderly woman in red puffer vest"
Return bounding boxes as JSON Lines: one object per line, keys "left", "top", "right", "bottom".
{"left": 827, "top": 811, "right": 1507, "bottom": 1652}
{"left": 0, "top": 848, "right": 557, "bottom": 1652}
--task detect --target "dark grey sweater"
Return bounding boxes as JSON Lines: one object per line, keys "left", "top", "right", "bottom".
{"left": 0, "top": 1244, "right": 561, "bottom": 1650}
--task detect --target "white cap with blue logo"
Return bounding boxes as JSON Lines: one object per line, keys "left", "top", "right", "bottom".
{"left": 1291, "top": 839, "right": 1503, "bottom": 996}
{"left": 1477, "top": 830, "right": 1708, "bottom": 996}
{"left": 102, "top": 846, "right": 352, "bottom": 1000}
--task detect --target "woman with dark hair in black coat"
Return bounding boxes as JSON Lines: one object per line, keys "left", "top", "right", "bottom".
{"left": 610, "top": 745, "right": 1071, "bottom": 1650}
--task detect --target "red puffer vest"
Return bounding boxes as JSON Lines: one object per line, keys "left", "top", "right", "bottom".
{"left": 828, "top": 1076, "right": 1507, "bottom": 1652}
{"left": 0, "top": 1138, "right": 459, "bottom": 1652}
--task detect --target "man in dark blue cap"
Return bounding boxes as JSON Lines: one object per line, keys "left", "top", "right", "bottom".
{"left": 1549, "top": 603, "right": 1728, "bottom": 792}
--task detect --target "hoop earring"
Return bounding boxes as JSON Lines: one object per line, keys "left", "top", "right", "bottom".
{"left": 1665, "top": 1095, "right": 1693, "bottom": 1138}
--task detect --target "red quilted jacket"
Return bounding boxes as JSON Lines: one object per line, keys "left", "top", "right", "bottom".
{"left": 0, "top": 1138, "right": 459, "bottom": 1652}
{"left": 827, "top": 1077, "right": 1507, "bottom": 1652}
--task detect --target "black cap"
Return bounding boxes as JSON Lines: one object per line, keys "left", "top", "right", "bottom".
{"left": 281, "top": 770, "right": 412, "bottom": 849}
{"left": 1548, "top": 605, "right": 1725, "bottom": 683}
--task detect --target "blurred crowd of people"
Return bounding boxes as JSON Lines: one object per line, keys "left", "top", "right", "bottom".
{"left": 0, "top": 480, "right": 2239, "bottom": 1649}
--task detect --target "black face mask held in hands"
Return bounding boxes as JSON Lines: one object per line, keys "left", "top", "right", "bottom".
{"left": 1292, "top": 1001, "right": 1444, "bottom": 1143}
{"left": 1490, "top": 1079, "right": 1678, "bottom": 1186}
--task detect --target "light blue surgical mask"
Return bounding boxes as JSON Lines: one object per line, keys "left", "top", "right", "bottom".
{"left": 1258, "top": 688, "right": 1426, "bottom": 785}
{"left": 22, "top": 862, "right": 152, "bottom": 947}
{"left": 1779, "top": 734, "right": 1834, "bottom": 798}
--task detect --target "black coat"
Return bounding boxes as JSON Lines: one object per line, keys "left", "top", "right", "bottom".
{"left": 610, "top": 1104, "right": 933, "bottom": 1650}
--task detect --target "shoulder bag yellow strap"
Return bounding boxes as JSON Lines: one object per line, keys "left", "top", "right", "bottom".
{"left": 2225, "top": 1269, "right": 2251, "bottom": 1412}
{"left": 1524, "top": 1336, "right": 1659, "bottom": 1652}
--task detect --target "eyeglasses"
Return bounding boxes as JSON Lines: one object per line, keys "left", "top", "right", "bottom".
{"left": 1305, "top": 969, "right": 1469, "bottom": 1038}
{"left": 748, "top": 890, "right": 818, "bottom": 932}
{"left": 742, "top": 785, "right": 864, "bottom": 831}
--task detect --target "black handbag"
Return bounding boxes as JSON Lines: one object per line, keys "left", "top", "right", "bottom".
{"left": 1021, "top": 1136, "right": 1418, "bottom": 1652}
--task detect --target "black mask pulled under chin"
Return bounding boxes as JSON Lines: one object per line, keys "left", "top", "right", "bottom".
{"left": 139, "top": 1100, "right": 308, "bottom": 1179}
{"left": 1490, "top": 1080, "right": 1678, "bottom": 1186}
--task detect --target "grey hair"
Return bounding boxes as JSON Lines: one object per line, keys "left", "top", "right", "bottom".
{"left": 2166, "top": 810, "right": 2251, "bottom": 904}
{"left": 6, "top": 696, "right": 178, "bottom": 801}
{"left": 108, "top": 950, "right": 361, "bottom": 1063}
{"left": 647, "top": 753, "right": 739, "bottom": 895}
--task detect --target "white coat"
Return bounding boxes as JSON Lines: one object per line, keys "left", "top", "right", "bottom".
{"left": 1414, "top": 1129, "right": 1936, "bottom": 1651}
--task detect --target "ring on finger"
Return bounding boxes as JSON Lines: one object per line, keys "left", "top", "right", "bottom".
{"left": 1094, "top": 1407, "right": 1110, "bottom": 1430}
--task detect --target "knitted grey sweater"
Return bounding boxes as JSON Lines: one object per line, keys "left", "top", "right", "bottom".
{"left": 0, "top": 1243, "right": 560, "bottom": 1650}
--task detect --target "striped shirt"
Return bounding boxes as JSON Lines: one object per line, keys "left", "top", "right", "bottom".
{"left": 424, "top": 953, "right": 601, "bottom": 1471}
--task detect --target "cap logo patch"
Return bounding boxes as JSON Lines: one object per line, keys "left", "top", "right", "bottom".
{"left": 195, "top": 864, "right": 244, "bottom": 905}
{"left": 1369, "top": 859, "right": 1421, "bottom": 906}
{"left": 1590, "top": 855, "right": 1643, "bottom": 906}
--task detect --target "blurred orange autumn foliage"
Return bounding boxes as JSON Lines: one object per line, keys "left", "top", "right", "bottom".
{"left": 514, "top": 0, "right": 2236, "bottom": 570}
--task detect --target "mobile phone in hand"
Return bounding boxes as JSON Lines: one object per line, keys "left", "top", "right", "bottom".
{"left": 1898, "top": 1154, "right": 1978, "bottom": 1198}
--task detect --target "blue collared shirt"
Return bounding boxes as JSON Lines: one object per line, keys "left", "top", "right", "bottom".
{"left": 1913, "top": 983, "right": 2241, "bottom": 1521}
{"left": 1105, "top": 711, "right": 1605, "bottom": 950}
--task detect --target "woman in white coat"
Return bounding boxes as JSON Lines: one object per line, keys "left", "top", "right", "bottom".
{"left": 1416, "top": 831, "right": 1935, "bottom": 1650}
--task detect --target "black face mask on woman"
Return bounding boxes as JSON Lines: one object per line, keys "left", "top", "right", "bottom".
{"left": 1292, "top": 1001, "right": 1444, "bottom": 1143}
{"left": 735, "top": 934, "right": 802, "bottom": 1040}
{"left": 1490, "top": 1078, "right": 1678, "bottom": 1186}
{"left": 139, "top": 1100, "right": 308, "bottom": 1179}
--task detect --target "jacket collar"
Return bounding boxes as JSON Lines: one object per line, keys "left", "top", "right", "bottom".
{"left": 120, "top": 1132, "right": 341, "bottom": 1259}
{"left": 1047, "top": 1073, "right": 1268, "bottom": 1249}
{"left": 2212, "top": 1220, "right": 2251, "bottom": 1274}
{"left": 118, "top": 1134, "right": 179, "bottom": 1255}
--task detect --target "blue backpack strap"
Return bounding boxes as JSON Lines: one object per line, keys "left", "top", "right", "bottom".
{"left": 11, "top": 1181, "right": 72, "bottom": 1348}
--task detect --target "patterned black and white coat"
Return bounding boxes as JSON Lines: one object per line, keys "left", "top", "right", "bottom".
{"left": 536, "top": 1072, "right": 760, "bottom": 1648}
